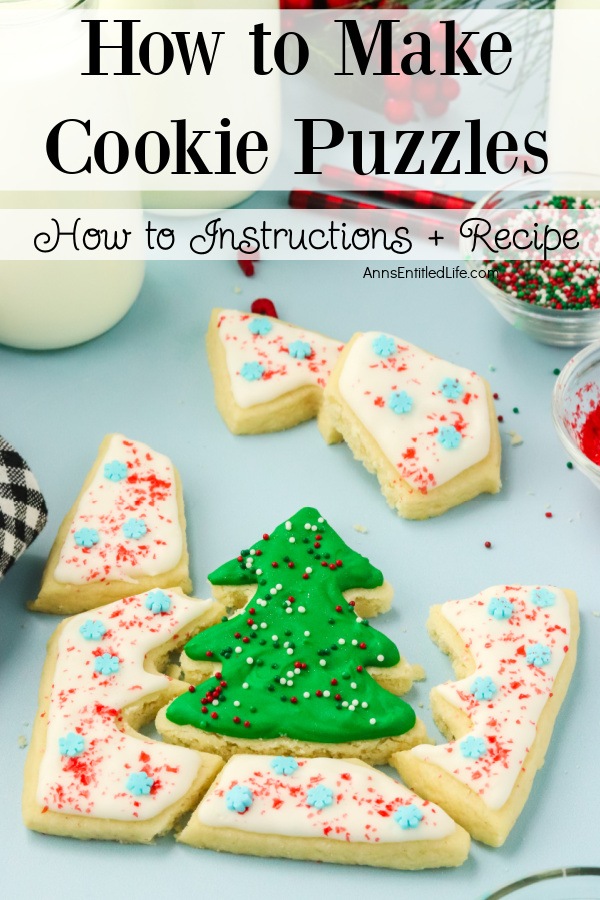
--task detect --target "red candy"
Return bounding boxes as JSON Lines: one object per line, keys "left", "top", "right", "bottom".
{"left": 251, "top": 298, "right": 278, "bottom": 318}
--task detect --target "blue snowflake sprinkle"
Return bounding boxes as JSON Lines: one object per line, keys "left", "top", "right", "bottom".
{"left": 530, "top": 588, "right": 556, "bottom": 608}
{"left": 459, "top": 735, "right": 488, "bottom": 760}
{"left": 74, "top": 527, "right": 100, "bottom": 549}
{"left": 288, "top": 340, "right": 312, "bottom": 360}
{"left": 145, "top": 590, "right": 171, "bottom": 614}
{"left": 488, "top": 596, "right": 514, "bottom": 620}
{"left": 103, "top": 460, "right": 128, "bottom": 482}
{"left": 371, "top": 334, "right": 396, "bottom": 358}
{"left": 248, "top": 317, "right": 272, "bottom": 336}
{"left": 394, "top": 804, "right": 424, "bottom": 829}
{"left": 270, "top": 756, "right": 298, "bottom": 776}
{"left": 122, "top": 518, "right": 147, "bottom": 539}
{"left": 240, "top": 361, "right": 265, "bottom": 381}
{"left": 79, "top": 619, "right": 106, "bottom": 641}
{"left": 469, "top": 676, "right": 497, "bottom": 702}
{"left": 440, "top": 377, "right": 464, "bottom": 400}
{"left": 526, "top": 643, "right": 552, "bottom": 667}
{"left": 437, "top": 425, "right": 462, "bottom": 450}
{"left": 58, "top": 732, "right": 85, "bottom": 758}
{"left": 94, "top": 653, "right": 120, "bottom": 676}
{"left": 388, "top": 390, "right": 413, "bottom": 415}
{"left": 226, "top": 784, "right": 254, "bottom": 813}
{"left": 306, "top": 785, "right": 334, "bottom": 810}
{"left": 126, "top": 772, "right": 154, "bottom": 796}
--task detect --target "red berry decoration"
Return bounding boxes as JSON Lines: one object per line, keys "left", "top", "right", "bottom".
{"left": 423, "top": 99, "right": 449, "bottom": 118}
{"left": 384, "top": 97, "right": 415, "bottom": 125}
{"left": 384, "top": 71, "right": 411, "bottom": 99}
{"left": 441, "top": 77, "right": 460, "bottom": 101}
{"left": 412, "top": 78, "right": 437, "bottom": 105}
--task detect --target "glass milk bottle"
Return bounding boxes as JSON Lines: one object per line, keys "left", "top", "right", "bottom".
{"left": 549, "top": 0, "right": 600, "bottom": 175}
{"left": 0, "top": 0, "right": 145, "bottom": 350}
{"left": 97, "top": 0, "right": 280, "bottom": 211}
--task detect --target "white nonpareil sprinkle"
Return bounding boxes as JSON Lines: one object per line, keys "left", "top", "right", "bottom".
{"left": 242, "top": 683, "right": 249, "bottom": 689}
{"left": 256, "top": 569, "right": 262, "bottom": 575}
{"left": 338, "top": 638, "right": 345, "bottom": 645}
{"left": 234, "top": 700, "right": 240, "bottom": 707}
{"left": 305, "top": 567, "right": 312, "bottom": 574}
{"left": 246, "top": 657, "right": 254, "bottom": 665}
{"left": 369, "top": 718, "right": 376, "bottom": 725}
{"left": 285, "top": 608, "right": 293, "bottom": 615}
{"left": 303, "top": 691, "right": 310, "bottom": 698}
{"left": 289, "top": 537, "right": 296, "bottom": 544}
{"left": 304, "top": 630, "right": 310, "bottom": 637}
{"left": 235, "top": 647, "right": 242, "bottom": 654}
{"left": 319, "top": 659, "right": 326, "bottom": 667}
{"left": 377, "top": 654, "right": 384, "bottom": 662}
{"left": 286, "top": 648, "right": 293, "bottom": 655}
{"left": 285, "top": 521, "right": 292, "bottom": 530}
{"left": 323, "top": 690, "right": 330, "bottom": 698}
{"left": 298, "top": 606, "right": 306, "bottom": 613}
{"left": 272, "top": 635, "right": 278, "bottom": 641}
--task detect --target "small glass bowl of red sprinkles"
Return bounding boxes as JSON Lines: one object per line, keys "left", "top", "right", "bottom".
{"left": 553, "top": 341, "right": 600, "bottom": 488}
{"left": 464, "top": 173, "right": 600, "bottom": 347}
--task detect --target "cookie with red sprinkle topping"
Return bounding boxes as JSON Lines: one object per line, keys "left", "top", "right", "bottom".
{"left": 207, "top": 308, "right": 343, "bottom": 434}
{"left": 31, "top": 434, "right": 192, "bottom": 615}
{"left": 318, "top": 332, "right": 501, "bottom": 519}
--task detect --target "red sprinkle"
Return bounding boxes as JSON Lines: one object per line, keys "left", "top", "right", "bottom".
{"left": 545, "top": 511, "right": 553, "bottom": 518}
{"left": 498, "top": 415, "right": 504, "bottom": 422}
{"left": 484, "top": 541, "right": 492, "bottom": 549}
{"left": 251, "top": 297, "right": 278, "bottom": 317}
{"left": 579, "top": 403, "right": 600, "bottom": 465}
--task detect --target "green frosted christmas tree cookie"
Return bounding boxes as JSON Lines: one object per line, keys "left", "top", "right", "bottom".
{"left": 156, "top": 508, "right": 428, "bottom": 764}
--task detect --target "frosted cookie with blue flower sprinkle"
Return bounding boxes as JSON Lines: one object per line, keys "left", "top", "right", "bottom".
{"left": 23, "top": 588, "right": 224, "bottom": 842}
{"left": 207, "top": 308, "right": 343, "bottom": 434}
{"left": 392, "top": 585, "right": 579, "bottom": 846}
{"left": 318, "top": 332, "right": 501, "bottom": 519}
{"left": 31, "top": 434, "right": 192, "bottom": 614}
{"left": 178, "top": 754, "right": 470, "bottom": 868}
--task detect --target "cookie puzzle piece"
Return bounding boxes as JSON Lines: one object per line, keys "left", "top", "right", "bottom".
{"left": 157, "top": 507, "right": 427, "bottom": 764}
{"left": 179, "top": 754, "right": 470, "bottom": 869}
{"left": 207, "top": 308, "right": 344, "bottom": 434}
{"left": 392, "top": 585, "right": 579, "bottom": 846}
{"left": 23, "top": 589, "right": 224, "bottom": 842}
{"left": 32, "top": 434, "right": 192, "bottom": 614}
{"left": 318, "top": 332, "right": 501, "bottom": 519}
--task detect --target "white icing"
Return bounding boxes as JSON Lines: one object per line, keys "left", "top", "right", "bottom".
{"left": 338, "top": 332, "right": 491, "bottom": 492}
{"left": 36, "top": 590, "right": 214, "bottom": 821}
{"left": 54, "top": 434, "right": 183, "bottom": 585}
{"left": 216, "top": 310, "right": 343, "bottom": 409}
{"left": 410, "top": 585, "right": 572, "bottom": 810}
{"left": 198, "top": 755, "right": 457, "bottom": 842}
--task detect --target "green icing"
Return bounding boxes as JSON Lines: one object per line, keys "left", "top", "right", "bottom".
{"left": 166, "top": 507, "right": 416, "bottom": 743}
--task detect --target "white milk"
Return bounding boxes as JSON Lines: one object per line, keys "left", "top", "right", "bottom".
{"left": 0, "top": 0, "right": 145, "bottom": 350}
{"left": 97, "top": 0, "right": 280, "bottom": 211}
{"left": 549, "top": 1, "right": 600, "bottom": 175}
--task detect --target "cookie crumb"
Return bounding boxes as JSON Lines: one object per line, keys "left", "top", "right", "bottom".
{"left": 353, "top": 524, "right": 368, "bottom": 534}
{"left": 508, "top": 430, "right": 523, "bottom": 446}
{"left": 18, "top": 735, "right": 28, "bottom": 749}
{"left": 233, "top": 285, "right": 242, "bottom": 294}
{"left": 592, "top": 610, "right": 600, "bottom": 618}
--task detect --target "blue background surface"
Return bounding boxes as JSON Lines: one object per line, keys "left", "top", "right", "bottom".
{"left": 1, "top": 201, "right": 599, "bottom": 899}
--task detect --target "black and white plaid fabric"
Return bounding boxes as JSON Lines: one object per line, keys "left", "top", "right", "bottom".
{"left": 0, "top": 436, "right": 47, "bottom": 580}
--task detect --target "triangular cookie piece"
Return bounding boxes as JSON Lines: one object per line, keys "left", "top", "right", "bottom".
{"left": 31, "top": 434, "right": 192, "bottom": 614}
{"left": 207, "top": 308, "right": 343, "bottom": 434}
{"left": 179, "top": 754, "right": 469, "bottom": 869}
{"left": 318, "top": 332, "right": 501, "bottom": 519}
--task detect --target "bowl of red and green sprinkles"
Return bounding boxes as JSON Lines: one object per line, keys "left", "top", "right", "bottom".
{"left": 462, "top": 173, "right": 600, "bottom": 347}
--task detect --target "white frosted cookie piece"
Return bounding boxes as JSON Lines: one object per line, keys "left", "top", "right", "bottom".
{"left": 392, "top": 585, "right": 579, "bottom": 846}
{"left": 32, "top": 433, "right": 192, "bottom": 614}
{"left": 23, "top": 589, "right": 224, "bottom": 843}
{"left": 207, "top": 308, "right": 343, "bottom": 434}
{"left": 318, "top": 332, "right": 501, "bottom": 519}
{"left": 179, "top": 754, "right": 470, "bottom": 869}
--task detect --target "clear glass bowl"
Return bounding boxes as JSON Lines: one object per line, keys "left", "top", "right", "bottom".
{"left": 552, "top": 341, "right": 600, "bottom": 489}
{"left": 483, "top": 867, "right": 600, "bottom": 900}
{"left": 461, "top": 172, "right": 600, "bottom": 347}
